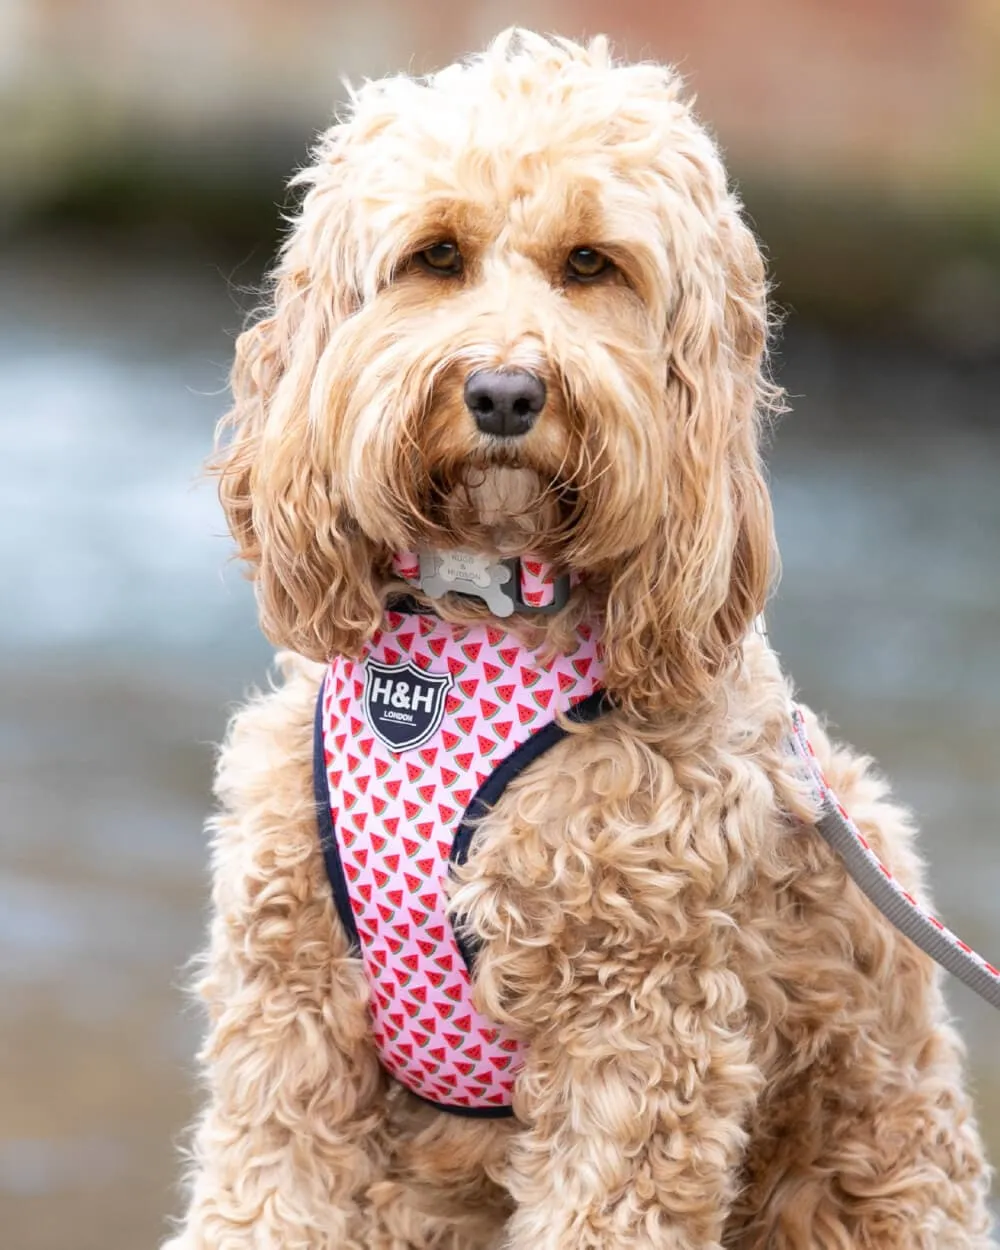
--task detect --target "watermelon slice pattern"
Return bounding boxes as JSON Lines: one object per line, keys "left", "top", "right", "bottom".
{"left": 517, "top": 558, "right": 556, "bottom": 608}
{"left": 321, "top": 608, "right": 605, "bottom": 1111}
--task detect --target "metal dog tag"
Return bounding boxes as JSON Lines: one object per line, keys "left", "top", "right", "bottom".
{"left": 418, "top": 550, "right": 517, "bottom": 617}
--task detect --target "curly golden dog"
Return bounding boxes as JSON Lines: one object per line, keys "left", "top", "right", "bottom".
{"left": 166, "top": 30, "right": 994, "bottom": 1250}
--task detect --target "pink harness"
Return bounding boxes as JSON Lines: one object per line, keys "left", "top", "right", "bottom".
{"left": 314, "top": 587, "right": 999, "bottom": 1117}
{"left": 314, "top": 601, "right": 607, "bottom": 1113}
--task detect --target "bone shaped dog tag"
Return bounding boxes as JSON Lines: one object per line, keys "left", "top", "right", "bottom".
{"left": 418, "top": 550, "right": 516, "bottom": 617}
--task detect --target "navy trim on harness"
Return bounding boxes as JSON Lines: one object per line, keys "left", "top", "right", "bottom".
{"left": 313, "top": 673, "right": 361, "bottom": 953}
{"left": 407, "top": 1087, "right": 519, "bottom": 1119}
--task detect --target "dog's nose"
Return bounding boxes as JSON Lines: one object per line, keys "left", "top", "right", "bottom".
{"left": 464, "top": 369, "right": 547, "bottom": 438}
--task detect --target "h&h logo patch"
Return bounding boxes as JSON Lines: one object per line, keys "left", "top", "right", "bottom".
{"left": 362, "top": 660, "right": 452, "bottom": 752}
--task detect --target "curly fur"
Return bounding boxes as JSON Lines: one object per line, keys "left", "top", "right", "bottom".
{"left": 168, "top": 29, "right": 994, "bottom": 1250}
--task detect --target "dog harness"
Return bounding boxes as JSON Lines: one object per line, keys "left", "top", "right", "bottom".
{"left": 313, "top": 570, "right": 998, "bottom": 1119}
{"left": 313, "top": 590, "right": 608, "bottom": 1115}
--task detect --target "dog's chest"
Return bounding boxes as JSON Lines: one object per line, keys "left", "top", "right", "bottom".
{"left": 316, "top": 608, "right": 604, "bottom": 1112}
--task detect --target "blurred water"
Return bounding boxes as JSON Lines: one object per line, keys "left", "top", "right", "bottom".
{"left": 0, "top": 242, "right": 997, "bottom": 1250}
{"left": 0, "top": 242, "right": 269, "bottom": 674}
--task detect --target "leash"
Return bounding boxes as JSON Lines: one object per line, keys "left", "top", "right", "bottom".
{"left": 788, "top": 707, "right": 1000, "bottom": 1010}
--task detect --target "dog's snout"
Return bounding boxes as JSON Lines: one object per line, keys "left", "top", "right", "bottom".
{"left": 463, "top": 369, "right": 547, "bottom": 438}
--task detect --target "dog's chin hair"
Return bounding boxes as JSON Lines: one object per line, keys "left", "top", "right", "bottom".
{"left": 416, "top": 464, "right": 577, "bottom": 558}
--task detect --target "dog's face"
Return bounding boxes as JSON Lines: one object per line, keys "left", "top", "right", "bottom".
{"left": 218, "top": 31, "right": 777, "bottom": 714}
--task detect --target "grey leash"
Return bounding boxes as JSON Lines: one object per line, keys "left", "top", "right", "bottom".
{"left": 788, "top": 707, "right": 1000, "bottom": 1012}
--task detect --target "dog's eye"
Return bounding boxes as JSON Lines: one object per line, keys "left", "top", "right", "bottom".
{"left": 566, "top": 247, "right": 612, "bottom": 282}
{"left": 416, "top": 242, "right": 462, "bottom": 275}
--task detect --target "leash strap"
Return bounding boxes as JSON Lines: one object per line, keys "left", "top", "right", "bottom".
{"left": 789, "top": 707, "right": 1000, "bottom": 1011}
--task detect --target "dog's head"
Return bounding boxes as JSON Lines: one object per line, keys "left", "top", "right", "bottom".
{"left": 217, "top": 30, "right": 778, "bottom": 716}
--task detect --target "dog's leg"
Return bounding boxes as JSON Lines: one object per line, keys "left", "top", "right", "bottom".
{"left": 451, "top": 729, "right": 763, "bottom": 1250}
{"left": 165, "top": 659, "right": 388, "bottom": 1250}
{"left": 728, "top": 1024, "right": 995, "bottom": 1250}
{"left": 367, "top": 1094, "right": 515, "bottom": 1249}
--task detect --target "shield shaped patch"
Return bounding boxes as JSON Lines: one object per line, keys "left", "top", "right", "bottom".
{"left": 362, "top": 659, "right": 452, "bottom": 752}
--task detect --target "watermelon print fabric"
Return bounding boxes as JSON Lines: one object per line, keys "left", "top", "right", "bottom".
{"left": 315, "top": 606, "right": 606, "bottom": 1114}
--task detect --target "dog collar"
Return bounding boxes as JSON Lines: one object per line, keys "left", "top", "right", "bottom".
{"left": 392, "top": 550, "right": 571, "bottom": 618}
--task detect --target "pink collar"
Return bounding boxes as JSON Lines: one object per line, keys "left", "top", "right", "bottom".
{"left": 392, "top": 550, "right": 571, "bottom": 617}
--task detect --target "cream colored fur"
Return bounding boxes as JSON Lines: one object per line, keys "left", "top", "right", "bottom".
{"left": 165, "top": 30, "right": 994, "bottom": 1250}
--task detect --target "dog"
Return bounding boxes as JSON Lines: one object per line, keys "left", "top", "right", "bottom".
{"left": 166, "top": 30, "right": 995, "bottom": 1250}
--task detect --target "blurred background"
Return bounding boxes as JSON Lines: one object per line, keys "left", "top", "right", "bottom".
{"left": 2, "top": 2, "right": 999, "bottom": 1247}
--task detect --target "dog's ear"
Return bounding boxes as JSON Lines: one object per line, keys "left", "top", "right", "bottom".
{"left": 214, "top": 273, "right": 298, "bottom": 577}
{"left": 212, "top": 150, "right": 383, "bottom": 661}
{"left": 601, "top": 209, "right": 776, "bottom": 716}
